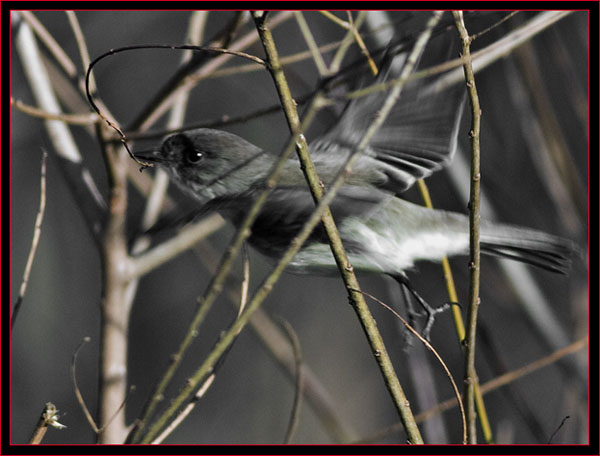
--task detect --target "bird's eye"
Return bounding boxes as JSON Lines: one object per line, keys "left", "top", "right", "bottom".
{"left": 184, "top": 146, "right": 203, "bottom": 164}
{"left": 162, "top": 134, "right": 203, "bottom": 165}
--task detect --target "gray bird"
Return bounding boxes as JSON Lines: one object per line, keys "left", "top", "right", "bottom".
{"left": 135, "top": 75, "right": 572, "bottom": 335}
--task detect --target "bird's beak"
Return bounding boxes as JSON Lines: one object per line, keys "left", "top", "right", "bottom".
{"left": 133, "top": 149, "right": 161, "bottom": 164}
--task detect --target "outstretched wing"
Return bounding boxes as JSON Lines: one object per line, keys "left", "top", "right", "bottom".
{"left": 312, "top": 75, "right": 465, "bottom": 194}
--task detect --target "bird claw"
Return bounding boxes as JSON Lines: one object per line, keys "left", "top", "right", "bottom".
{"left": 420, "top": 302, "right": 452, "bottom": 341}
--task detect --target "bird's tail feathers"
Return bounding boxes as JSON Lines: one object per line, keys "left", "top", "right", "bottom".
{"left": 480, "top": 223, "right": 575, "bottom": 274}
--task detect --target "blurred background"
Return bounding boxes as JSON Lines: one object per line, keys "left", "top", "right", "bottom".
{"left": 10, "top": 11, "right": 588, "bottom": 444}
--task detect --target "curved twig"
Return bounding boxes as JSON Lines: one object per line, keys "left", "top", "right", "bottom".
{"left": 350, "top": 289, "right": 467, "bottom": 444}
{"left": 84, "top": 44, "right": 266, "bottom": 167}
{"left": 71, "top": 337, "right": 100, "bottom": 433}
{"left": 277, "top": 318, "right": 304, "bottom": 444}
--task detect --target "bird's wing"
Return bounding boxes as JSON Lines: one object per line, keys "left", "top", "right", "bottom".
{"left": 311, "top": 77, "right": 465, "bottom": 194}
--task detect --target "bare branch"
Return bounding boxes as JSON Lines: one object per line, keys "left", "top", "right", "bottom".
{"left": 11, "top": 151, "right": 47, "bottom": 330}
{"left": 127, "top": 214, "right": 225, "bottom": 280}
{"left": 11, "top": 97, "right": 97, "bottom": 125}
{"left": 453, "top": 10, "right": 483, "bottom": 444}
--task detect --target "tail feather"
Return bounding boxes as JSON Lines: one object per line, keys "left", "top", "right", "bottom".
{"left": 480, "top": 223, "right": 575, "bottom": 274}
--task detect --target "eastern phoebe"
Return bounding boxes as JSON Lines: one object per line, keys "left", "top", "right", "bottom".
{"left": 135, "top": 72, "right": 573, "bottom": 334}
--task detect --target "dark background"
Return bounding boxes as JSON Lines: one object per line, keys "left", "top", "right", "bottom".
{"left": 10, "top": 11, "right": 588, "bottom": 444}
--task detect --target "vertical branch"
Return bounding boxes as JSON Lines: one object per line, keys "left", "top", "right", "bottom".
{"left": 97, "top": 138, "right": 132, "bottom": 444}
{"left": 63, "top": 11, "right": 133, "bottom": 444}
{"left": 453, "top": 11, "right": 482, "bottom": 444}
{"left": 13, "top": 11, "right": 130, "bottom": 442}
{"left": 99, "top": 13, "right": 211, "bottom": 444}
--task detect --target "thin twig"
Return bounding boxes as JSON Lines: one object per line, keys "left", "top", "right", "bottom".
{"left": 329, "top": 12, "right": 369, "bottom": 74}
{"left": 29, "top": 402, "right": 66, "bottom": 444}
{"left": 319, "top": 11, "right": 377, "bottom": 75}
{"left": 471, "top": 11, "right": 520, "bottom": 41}
{"left": 84, "top": 44, "right": 266, "bottom": 167}
{"left": 65, "top": 11, "right": 95, "bottom": 91}
{"left": 352, "top": 289, "right": 467, "bottom": 444}
{"left": 187, "top": 38, "right": 344, "bottom": 84}
{"left": 479, "top": 337, "right": 588, "bottom": 395}
{"left": 547, "top": 416, "right": 570, "bottom": 444}
{"left": 453, "top": 10, "right": 482, "bottom": 444}
{"left": 123, "top": 28, "right": 382, "bottom": 143}
{"left": 11, "top": 150, "right": 47, "bottom": 330}
{"left": 125, "top": 12, "right": 250, "bottom": 132}
{"left": 11, "top": 97, "right": 97, "bottom": 125}
{"left": 345, "top": 11, "right": 378, "bottom": 75}
{"left": 277, "top": 319, "right": 304, "bottom": 444}
{"left": 294, "top": 12, "right": 329, "bottom": 76}
{"left": 71, "top": 337, "right": 100, "bottom": 433}
{"left": 71, "top": 335, "right": 135, "bottom": 437}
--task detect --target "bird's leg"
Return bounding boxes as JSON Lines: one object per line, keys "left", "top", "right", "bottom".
{"left": 406, "top": 285, "right": 451, "bottom": 341}
{"left": 399, "top": 284, "right": 419, "bottom": 348}
{"left": 393, "top": 274, "right": 452, "bottom": 341}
